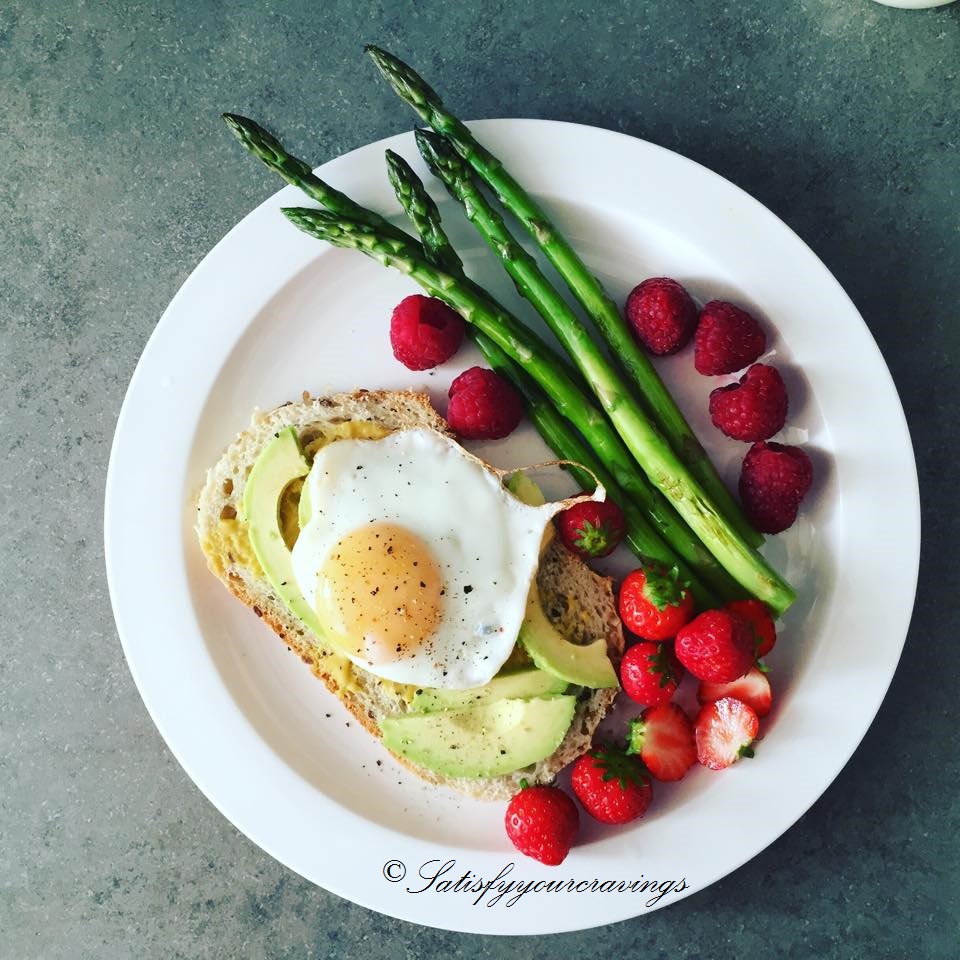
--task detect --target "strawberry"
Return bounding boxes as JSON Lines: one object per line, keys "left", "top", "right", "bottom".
{"left": 504, "top": 781, "right": 579, "bottom": 865}
{"left": 571, "top": 747, "right": 653, "bottom": 824}
{"left": 556, "top": 498, "right": 626, "bottom": 559}
{"left": 698, "top": 666, "right": 773, "bottom": 718}
{"left": 694, "top": 697, "right": 760, "bottom": 770}
{"left": 674, "top": 609, "right": 754, "bottom": 683}
{"left": 627, "top": 703, "right": 697, "bottom": 782}
{"left": 725, "top": 598, "right": 777, "bottom": 657}
{"left": 619, "top": 641, "right": 684, "bottom": 707}
{"left": 618, "top": 565, "right": 694, "bottom": 641}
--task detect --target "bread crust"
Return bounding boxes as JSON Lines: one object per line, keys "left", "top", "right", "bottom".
{"left": 196, "top": 390, "right": 624, "bottom": 800}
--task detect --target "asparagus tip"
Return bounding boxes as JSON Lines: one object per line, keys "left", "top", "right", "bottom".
{"left": 281, "top": 206, "right": 313, "bottom": 227}
{"left": 221, "top": 112, "right": 261, "bottom": 141}
{"left": 413, "top": 126, "right": 435, "bottom": 148}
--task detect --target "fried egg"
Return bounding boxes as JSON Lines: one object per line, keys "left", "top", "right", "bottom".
{"left": 290, "top": 428, "right": 596, "bottom": 689}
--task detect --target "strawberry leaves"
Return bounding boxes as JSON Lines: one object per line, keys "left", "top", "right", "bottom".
{"left": 640, "top": 564, "right": 690, "bottom": 610}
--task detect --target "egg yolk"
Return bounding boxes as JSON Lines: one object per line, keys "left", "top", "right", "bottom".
{"left": 317, "top": 522, "right": 444, "bottom": 663}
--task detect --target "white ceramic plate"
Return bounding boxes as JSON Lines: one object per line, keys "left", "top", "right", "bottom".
{"left": 105, "top": 120, "right": 919, "bottom": 935}
{"left": 872, "top": 0, "right": 954, "bottom": 8}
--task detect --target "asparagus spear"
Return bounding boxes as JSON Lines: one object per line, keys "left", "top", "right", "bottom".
{"left": 380, "top": 155, "right": 739, "bottom": 600}
{"left": 412, "top": 131, "right": 792, "bottom": 611}
{"left": 222, "top": 112, "right": 412, "bottom": 243}
{"left": 472, "top": 331, "right": 720, "bottom": 607}
{"left": 384, "top": 149, "right": 583, "bottom": 388}
{"left": 384, "top": 150, "right": 463, "bottom": 274}
{"left": 382, "top": 152, "right": 721, "bottom": 604}
{"left": 365, "top": 45, "right": 761, "bottom": 549}
{"left": 220, "top": 117, "right": 730, "bottom": 593}
{"left": 282, "top": 207, "right": 792, "bottom": 613}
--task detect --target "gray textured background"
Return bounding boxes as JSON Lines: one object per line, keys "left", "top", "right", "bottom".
{"left": 2, "top": 1, "right": 957, "bottom": 956}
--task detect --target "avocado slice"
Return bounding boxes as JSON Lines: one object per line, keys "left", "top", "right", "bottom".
{"left": 507, "top": 471, "right": 616, "bottom": 689}
{"left": 409, "top": 667, "right": 568, "bottom": 713}
{"left": 240, "top": 427, "right": 326, "bottom": 638}
{"left": 380, "top": 695, "right": 576, "bottom": 778}
{"left": 506, "top": 470, "right": 546, "bottom": 506}
{"left": 518, "top": 586, "right": 618, "bottom": 689}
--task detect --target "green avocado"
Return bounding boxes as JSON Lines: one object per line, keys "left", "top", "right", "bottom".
{"left": 240, "top": 427, "right": 327, "bottom": 639}
{"left": 505, "top": 469, "right": 546, "bottom": 507}
{"left": 409, "top": 667, "right": 568, "bottom": 713}
{"left": 518, "top": 586, "right": 618, "bottom": 689}
{"left": 380, "top": 695, "right": 576, "bottom": 778}
{"left": 508, "top": 470, "right": 618, "bottom": 690}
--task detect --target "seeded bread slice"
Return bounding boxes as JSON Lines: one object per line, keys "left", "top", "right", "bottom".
{"left": 196, "top": 390, "right": 624, "bottom": 801}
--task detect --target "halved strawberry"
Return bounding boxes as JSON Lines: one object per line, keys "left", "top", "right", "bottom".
{"left": 627, "top": 702, "right": 697, "bottom": 782}
{"left": 698, "top": 667, "right": 772, "bottom": 718}
{"left": 694, "top": 697, "right": 759, "bottom": 771}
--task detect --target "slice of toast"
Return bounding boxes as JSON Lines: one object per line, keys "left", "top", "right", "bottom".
{"left": 196, "top": 389, "right": 624, "bottom": 801}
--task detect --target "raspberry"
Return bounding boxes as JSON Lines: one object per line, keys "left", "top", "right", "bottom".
{"left": 708, "top": 364, "right": 788, "bottom": 441}
{"left": 694, "top": 300, "right": 766, "bottom": 375}
{"left": 389, "top": 294, "right": 465, "bottom": 370}
{"left": 446, "top": 366, "right": 523, "bottom": 440}
{"left": 624, "top": 277, "right": 698, "bottom": 356}
{"left": 739, "top": 441, "right": 814, "bottom": 534}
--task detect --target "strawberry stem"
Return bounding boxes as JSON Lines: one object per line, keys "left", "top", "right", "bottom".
{"left": 646, "top": 643, "right": 680, "bottom": 688}
{"left": 591, "top": 745, "right": 649, "bottom": 789}
{"left": 641, "top": 563, "right": 691, "bottom": 611}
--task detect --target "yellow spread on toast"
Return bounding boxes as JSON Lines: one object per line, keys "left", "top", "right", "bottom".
{"left": 302, "top": 419, "right": 391, "bottom": 457}
{"left": 279, "top": 477, "right": 304, "bottom": 550}
{"left": 204, "top": 518, "right": 264, "bottom": 579}
{"left": 209, "top": 420, "right": 420, "bottom": 702}
{"left": 206, "top": 421, "right": 552, "bottom": 707}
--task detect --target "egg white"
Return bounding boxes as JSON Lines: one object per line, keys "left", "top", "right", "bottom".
{"left": 290, "top": 429, "right": 568, "bottom": 689}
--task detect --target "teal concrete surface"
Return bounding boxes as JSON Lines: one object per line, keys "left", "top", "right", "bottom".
{"left": 1, "top": 1, "right": 957, "bottom": 956}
